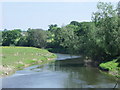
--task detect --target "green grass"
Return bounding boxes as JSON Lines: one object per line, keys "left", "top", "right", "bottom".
{"left": 0, "top": 46, "right": 57, "bottom": 76}
{"left": 99, "top": 59, "right": 120, "bottom": 77}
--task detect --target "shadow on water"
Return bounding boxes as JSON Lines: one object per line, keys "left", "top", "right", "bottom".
{"left": 46, "top": 58, "right": 119, "bottom": 88}
{"left": 2, "top": 54, "right": 120, "bottom": 88}
{"left": 55, "top": 62, "right": 93, "bottom": 88}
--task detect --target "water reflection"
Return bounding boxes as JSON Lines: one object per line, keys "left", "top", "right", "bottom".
{"left": 2, "top": 54, "right": 120, "bottom": 88}
{"left": 48, "top": 58, "right": 119, "bottom": 88}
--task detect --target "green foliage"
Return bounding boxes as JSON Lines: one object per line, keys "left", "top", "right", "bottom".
{"left": 46, "top": 2, "right": 120, "bottom": 69}
{"left": 17, "top": 36, "right": 28, "bottom": 46}
{"left": 92, "top": 2, "right": 120, "bottom": 60}
{"left": 0, "top": 31, "right": 2, "bottom": 46}
{"left": 2, "top": 29, "right": 22, "bottom": 46}
{"left": 70, "top": 21, "right": 81, "bottom": 26}
{"left": 1, "top": 2, "right": 120, "bottom": 77}
{"left": 53, "top": 25, "right": 79, "bottom": 54}
{"left": 48, "top": 24, "right": 58, "bottom": 33}
{"left": 76, "top": 22, "right": 96, "bottom": 56}
{"left": 27, "top": 28, "right": 47, "bottom": 48}
{"left": 100, "top": 59, "right": 119, "bottom": 71}
{"left": 99, "top": 59, "right": 120, "bottom": 77}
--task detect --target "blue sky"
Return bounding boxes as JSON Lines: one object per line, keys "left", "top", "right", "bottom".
{"left": 1, "top": 2, "right": 117, "bottom": 30}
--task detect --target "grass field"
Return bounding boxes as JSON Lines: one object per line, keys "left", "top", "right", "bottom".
{"left": 99, "top": 59, "right": 120, "bottom": 77}
{"left": 0, "top": 46, "right": 57, "bottom": 77}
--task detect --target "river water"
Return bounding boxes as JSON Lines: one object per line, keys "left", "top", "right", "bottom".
{"left": 1, "top": 53, "right": 120, "bottom": 88}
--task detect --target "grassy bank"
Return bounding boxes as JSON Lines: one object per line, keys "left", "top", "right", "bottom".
{"left": 99, "top": 59, "right": 120, "bottom": 78}
{"left": 0, "top": 46, "right": 57, "bottom": 77}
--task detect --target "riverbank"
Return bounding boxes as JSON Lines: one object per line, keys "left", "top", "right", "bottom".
{"left": 80, "top": 56, "right": 120, "bottom": 78}
{"left": 0, "top": 46, "right": 57, "bottom": 77}
{"left": 2, "top": 53, "right": 119, "bottom": 88}
{"left": 47, "top": 48, "right": 68, "bottom": 54}
{"left": 50, "top": 48, "right": 120, "bottom": 78}
{"left": 99, "top": 58, "right": 120, "bottom": 78}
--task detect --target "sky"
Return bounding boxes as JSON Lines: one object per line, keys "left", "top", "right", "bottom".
{"left": 0, "top": 1, "right": 118, "bottom": 30}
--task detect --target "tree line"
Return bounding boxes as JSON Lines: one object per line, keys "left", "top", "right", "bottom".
{"left": 1, "top": 2, "right": 120, "bottom": 64}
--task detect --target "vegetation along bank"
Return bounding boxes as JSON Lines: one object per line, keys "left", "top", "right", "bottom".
{"left": 1, "top": 2, "right": 120, "bottom": 77}
{"left": 99, "top": 58, "right": 120, "bottom": 78}
{"left": 0, "top": 47, "right": 57, "bottom": 77}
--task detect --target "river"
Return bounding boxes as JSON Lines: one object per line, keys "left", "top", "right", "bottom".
{"left": 1, "top": 53, "right": 120, "bottom": 88}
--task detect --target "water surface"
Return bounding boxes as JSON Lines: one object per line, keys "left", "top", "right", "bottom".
{"left": 2, "top": 53, "right": 120, "bottom": 88}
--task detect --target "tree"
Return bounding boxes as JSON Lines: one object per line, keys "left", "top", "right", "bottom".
{"left": 92, "top": 2, "right": 120, "bottom": 60}
{"left": 27, "top": 29, "right": 47, "bottom": 48}
{"left": 48, "top": 24, "right": 58, "bottom": 33}
{"left": 117, "top": 1, "right": 120, "bottom": 17}
{"left": 17, "top": 36, "right": 28, "bottom": 46}
{"left": 2, "top": 29, "right": 22, "bottom": 46}
{"left": 54, "top": 25, "right": 79, "bottom": 54}
{"left": 0, "top": 31, "right": 2, "bottom": 46}
{"left": 70, "top": 21, "right": 81, "bottom": 26}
